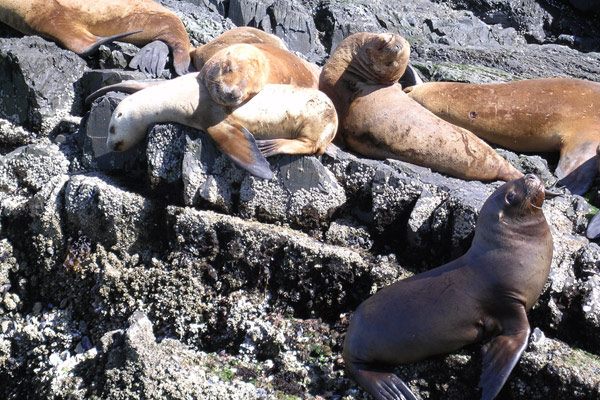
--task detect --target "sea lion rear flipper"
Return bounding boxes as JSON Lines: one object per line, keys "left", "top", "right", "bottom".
{"left": 586, "top": 212, "right": 600, "bottom": 240}
{"left": 556, "top": 156, "right": 597, "bottom": 196}
{"left": 478, "top": 306, "right": 530, "bottom": 400}
{"left": 129, "top": 41, "right": 170, "bottom": 77}
{"left": 78, "top": 30, "right": 143, "bottom": 57}
{"left": 85, "top": 79, "right": 167, "bottom": 105}
{"left": 555, "top": 139, "right": 599, "bottom": 195}
{"left": 207, "top": 122, "right": 274, "bottom": 179}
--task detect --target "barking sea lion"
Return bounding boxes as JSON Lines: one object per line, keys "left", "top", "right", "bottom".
{"left": 344, "top": 174, "right": 554, "bottom": 400}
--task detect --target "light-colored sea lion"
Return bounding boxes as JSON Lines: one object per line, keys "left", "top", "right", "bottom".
{"left": 0, "top": 0, "right": 192, "bottom": 76}
{"left": 319, "top": 32, "right": 522, "bottom": 182}
{"left": 344, "top": 174, "right": 554, "bottom": 400}
{"left": 105, "top": 73, "right": 337, "bottom": 179}
{"left": 200, "top": 43, "right": 320, "bottom": 106}
{"left": 191, "top": 26, "right": 288, "bottom": 71}
{"left": 405, "top": 78, "right": 600, "bottom": 195}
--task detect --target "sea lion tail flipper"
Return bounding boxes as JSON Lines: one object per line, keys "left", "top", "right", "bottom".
{"left": 555, "top": 138, "right": 599, "bottom": 195}
{"left": 256, "top": 138, "right": 318, "bottom": 157}
{"left": 85, "top": 80, "right": 167, "bottom": 105}
{"left": 208, "top": 123, "right": 274, "bottom": 179}
{"left": 586, "top": 212, "right": 600, "bottom": 240}
{"left": 323, "top": 143, "right": 341, "bottom": 157}
{"left": 78, "top": 30, "right": 144, "bottom": 57}
{"left": 478, "top": 307, "right": 530, "bottom": 400}
{"left": 129, "top": 41, "right": 170, "bottom": 77}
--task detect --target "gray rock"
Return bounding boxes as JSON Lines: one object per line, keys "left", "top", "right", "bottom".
{"left": 82, "top": 94, "right": 147, "bottom": 173}
{"left": 64, "top": 174, "right": 162, "bottom": 255}
{"left": 167, "top": 206, "right": 382, "bottom": 316}
{"left": 227, "top": 0, "right": 327, "bottom": 63}
{"left": 239, "top": 154, "right": 346, "bottom": 232}
{"left": 411, "top": 43, "right": 600, "bottom": 82}
{"left": 0, "top": 36, "right": 88, "bottom": 135}
{"left": 0, "top": 140, "right": 69, "bottom": 195}
{"left": 182, "top": 131, "right": 245, "bottom": 213}
{"left": 147, "top": 123, "right": 188, "bottom": 188}
{"left": 159, "top": 0, "right": 235, "bottom": 48}
{"left": 325, "top": 218, "right": 374, "bottom": 250}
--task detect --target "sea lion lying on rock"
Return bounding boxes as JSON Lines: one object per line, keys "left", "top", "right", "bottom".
{"left": 406, "top": 78, "right": 600, "bottom": 196}
{"left": 0, "top": 0, "right": 192, "bottom": 76}
{"left": 344, "top": 174, "right": 555, "bottom": 400}
{"left": 319, "top": 32, "right": 522, "bottom": 182}
{"left": 190, "top": 26, "right": 288, "bottom": 71}
{"left": 102, "top": 74, "right": 337, "bottom": 179}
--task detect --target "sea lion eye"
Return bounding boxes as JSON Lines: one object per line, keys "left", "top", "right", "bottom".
{"left": 505, "top": 191, "right": 516, "bottom": 205}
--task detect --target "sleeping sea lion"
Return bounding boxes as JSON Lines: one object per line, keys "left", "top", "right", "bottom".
{"left": 105, "top": 73, "right": 337, "bottom": 179}
{"left": 200, "top": 42, "right": 320, "bottom": 106}
{"left": 0, "top": 0, "right": 192, "bottom": 76}
{"left": 319, "top": 32, "right": 522, "bottom": 182}
{"left": 405, "top": 78, "right": 600, "bottom": 195}
{"left": 86, "top": 41, "right": 320, "bottom": 106}
{"left": 344, "top": 174, "right": 554, "bottom": 400}
{"left": 191, "top": 26, "right": 288, "bottom": 71}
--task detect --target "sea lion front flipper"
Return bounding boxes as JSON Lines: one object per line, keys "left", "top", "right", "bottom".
{"left": 256, "top": 138, "right": 318, "bottom": 157}
{"left": 129, "top": 41, "right": 170, "bottom": 77}
{"left": 555, "top": 138, "right": 599, "bottom": 195}
{"left": 349, "top": 366, "right": 417, "bottom": 400}
{"left": 478, "top": 306, "right": 530, "bottom": 400}
{"left": 207, "top": 122, "right": 274, "bottom": 179}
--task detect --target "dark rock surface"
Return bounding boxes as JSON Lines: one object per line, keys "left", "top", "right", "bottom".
{"left": 1, "top": 0, "right": 600, "bottom": 399}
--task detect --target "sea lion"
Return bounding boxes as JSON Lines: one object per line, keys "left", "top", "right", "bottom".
{"left": 200, "top": 43, "right": 320, "bottom": 106}
{"left": 191, "top": 26, "right": 288, "bottom": 71}
{"left": 343, "top": 174, "right": 554, "bottom": 400}
{"left": 405, "top": 78, "right": 600, "bottom": 195}
{"left": 105, "top": 73, "right": 337, "bottom": 179}
{"left": 319, "top": 32, "right": 522, "bottom": 182}
{"left": 0, "top": 0, "right": 192, "bottom": 76}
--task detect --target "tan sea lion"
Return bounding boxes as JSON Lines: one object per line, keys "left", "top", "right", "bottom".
{"left": 344, "top": 174, "right": 554, "bottom": 400}
{"left": 105, "top": 73, "right": 337, "bottom": 179}
{"left": 405, "top": 79, "right": 600, "bottom": 195}
{"left": 319, "top": 33, "right": 522, "bottom": 182}
{"left": 0, "top": 0, "right": 192, "bottom": 76}
{"left": 191, "top": 26, "right": 288, "bottom": 71}
{"left": 200, "top": 43, "right": 320, "bottom": 106}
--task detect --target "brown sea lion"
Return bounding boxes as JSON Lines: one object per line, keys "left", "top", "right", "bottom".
{"left": 105, "top": 73, "right": 337, "bottom": 179}
{"left": 200, "top": 43, "right": 320, "bottom": 106}
{"left": 344, "top": 174, "right": 554, "bottom": 400}
{"left": 405, "top": 78, "right": 600, "bottom": 195}
{"left": 319, "top": 32, "right": 522, "bottom": 182}
{"left": 191, "top": 26, "right": 288, "bottom": 71}
{"left": 0, "top": 0, "right": 192, "bottom": 76}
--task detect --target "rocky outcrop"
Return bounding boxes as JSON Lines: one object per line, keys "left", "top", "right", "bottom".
{"left": 1, "top": 1, "right": 600, "bottom": 399}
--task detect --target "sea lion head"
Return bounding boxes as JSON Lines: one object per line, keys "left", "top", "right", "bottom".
{"left": 200, "top": 44, "right": 268, "bottom": 107}
{"left": 349, "top": 32, "right": 410, "bottom": 85}
{"left": 483, "top": 174, "right": 549, "bottom": 226}
{"left": 106, "top": 96, "right": 146, "bottom": 152}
